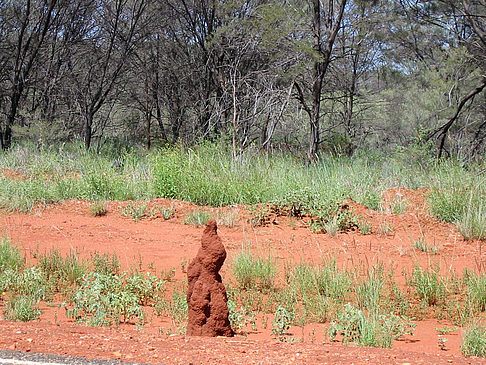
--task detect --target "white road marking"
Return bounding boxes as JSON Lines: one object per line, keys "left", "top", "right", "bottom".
{"left": 0, "top": 358, "right": 67, "bottom": 365}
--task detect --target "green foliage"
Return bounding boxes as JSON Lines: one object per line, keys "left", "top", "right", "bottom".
{"left": 227, "top": 299, "right": 258, "bottom": 332}
{"left": 247, "top": 205, "right": 270, "bottom": 227}
{"left": 67, "top": 272, "right": 145, "bottom": 326}
{"left": 410, "top": 266, "right": 445, "bottom": 306}
{"left": 412, "top": 237, "right": 439, "bottom": 254}
{"left": 39, "top": 250, "right": 87, "bottom": 292}
{"left": 232, "top": 250, "right": 276, "bottom": 292}
{"left": 152, "top": 148, "right": 183, "bottom": 199}
{"left": 457, "top": 201, "right": 486, "bottom": 241}
{"left": 462, "top": 324, "right": 486, "bottom": 358}
{"left": 329, "top": 303, "right": 415, "bottom": 348}
{"left": 465, "top": 273, "right": 486, "bottom": 312}
{"left": 125, "top": 271, "right": 166, "bottom": 306}
{"left": 91, "top": 252, "right": 121, "bottom": 276}
{"left": 183, "top": 210, "right": 213, "bottom": 226}
{"left": 89, "top": 202, "right": 107, "bottom": 217}
{"left": 159, "top": 205, "right": 175, "bottom": 220}
{"left": 0, "top": 238, "right": 24, "bottom": 272}
{"left": 156, "top": 282, "right": 188, "bottom": 334}
{"left": 121, "top": 203, "right": 147, "bottom": 221}
{"left": 272, "top": 305, "right": 294, "bottom": 337}
{"left": 314, "top": 261, "right": 352, "bottom": 302}
{"left": 4, "top": 295, "right": 41, "bottom": 322}
{"left": 357, "top": 219, "right": 372, "bottom": 234}
{"left": 356, "top": 266, "right": 385, "bottom": 313}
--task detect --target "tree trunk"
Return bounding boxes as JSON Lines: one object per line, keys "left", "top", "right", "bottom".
{"left": 4, "top": 124, "right": 12, "bottom": 150}
{"left": 309, "top": 68, "right": 323, "bottom": 160}
{"left": 146, "top": 109, "right": 151, "bottom": 150}
{"left": 308, "top": 0, "right": 324, "bottom": 161}
{"left": 84, "top": 113, "right": 93, "bottom": 150}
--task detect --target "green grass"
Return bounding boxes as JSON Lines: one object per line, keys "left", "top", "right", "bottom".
{"left": 356, "top": 266, "right": 385, "bottom": 313}
{"left": 465, "top": 272, "right": 486, "bottom": 312}
{"left": 0, "top": 238, "right": 24, "bottom": 272}
{"left": 232, "top": 250, "right": 277, "bottom": 292}
{"left": 4, "top": 295, "right": 41, "bottom": 322}
{"left": 410, "top": 266, "right": 445, "bottom": 306}
{"left": 121, "top": 203, "right": 147, "bottom": 221}
{"left": 329, "top": 303, "right": 415, "bottom": 348}
{"left": 89, "top": 202, "right": 107, "bottom": 217}
{"left": 462, "top": 324, "right": 486, "bottom": 357}
{"left": 1, "top": 142, "right": 485, "bottom": 241}
{"left": 183, "top": 210, "right": 213, "bottom": 226}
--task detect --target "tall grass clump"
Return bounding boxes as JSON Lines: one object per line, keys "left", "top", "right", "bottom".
{"left": 410, "top": 266, "right": 445, "bottom": 306}
{"left": 0, "top": 238, "right": 24, "bottom": 272}
{"left": 356, "top": 266, "right": 385, "bottom": 313}
{"left": 232, "top": 250, "right": 277, "bottom": 292}
{"left": 151, "top": 143, "right": 409, "bottom": 213}
{"left": 0, "top": 143, "right": 153, "bottom": 211}
{"left": 427, "top": 161, "right": 486, "bottom": 240}
{"left": 465, "top": 272, "right": 486, "bottom": 312}
{"left": 462, "top": 323, "right": 486, "bottom": 357}
{"left": 329, "top": 303, "right": 415, "bottom": 348}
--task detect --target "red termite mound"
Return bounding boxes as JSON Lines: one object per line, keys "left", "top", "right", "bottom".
{"left": 186, "top": 219, "right": 234, "bottom": 337}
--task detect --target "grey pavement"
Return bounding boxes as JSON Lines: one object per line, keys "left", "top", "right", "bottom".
{"left": 0, "top": 351, "right": 156, "bottom": 365}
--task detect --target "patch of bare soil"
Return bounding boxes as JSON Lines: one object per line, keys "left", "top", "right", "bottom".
{"left": 1, "top": 189, "right": 486, "bottom": 364}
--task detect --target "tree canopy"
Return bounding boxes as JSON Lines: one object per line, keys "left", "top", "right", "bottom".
{"left": 0, "top": 0, "right": 484, "bottom": 160}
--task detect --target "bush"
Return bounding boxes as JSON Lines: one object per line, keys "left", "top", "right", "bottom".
{"left": 329, "top": 303, "right": 415, "bottom": 348}
{"left": 410, "top": 266, "right": 445, "bottom": 306}
{"left": 232, "top": 250, "right": 276, "bottom": 292}
{"left": 0, "top": 238, "right": 24, "bottom": 272}
{"left": 4, "top": 295, "right": 41, "bottom": 322}
{"left": 67, "top": 272, "right": 145, "bottom": 326}
{"left": 462, "top": 324, "right": 486, "bottom": 357}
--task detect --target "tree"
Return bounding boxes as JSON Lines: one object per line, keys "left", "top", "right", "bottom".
{"left": 66, "top": 0, "right": 148, "bottom": 150}
{"left": 0, "top": 0, "right": 61, "bottom": 150}
{"left": 293, "top": 0, "right": 348, "bottom": 160}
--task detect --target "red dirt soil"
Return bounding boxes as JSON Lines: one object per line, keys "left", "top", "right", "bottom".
{"left": 1, "top": 188, "right": 486, "bottom": 364}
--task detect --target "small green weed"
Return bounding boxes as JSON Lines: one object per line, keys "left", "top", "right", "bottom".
{"left": 0, "top": 238, "right": 24, "bottom": 272}
{"left": 183, "top": 210, "right": 213, "bottom": 226}
{"left": 315, "top": 260, "right": 352, "bottom": 302}
{"left": 356, "top": 266, "right": 385, "bottom": 313}
{"left": 272, "top": 305, "right": 294, "bottom": 337}
{"left": 462, "top": 324, "right": 486, "bottom": 357}
{"left": 227, "top": 299, "right": 258, "bottom": 332}
{"left": 159, "top": 205, "right": 175, "bottom": 220}
{"left": 155, "top": 282, "right": 188, "bottom": 334}
{"left": 410, "top": 266, "right": 445, "bottom": 306}
{"left": 323, "top": 215, "right": 339, "bottom": 237}
{"left": 121, "top": 203, "right": 147, "bottom": 222}
{"left": 391, "top": 196, "right": 408, "bottom": 215}
{"left": 435, "top": 325, "right": 457, "bottom": 335}
{"left": 378, "top": 222, "right": 393, "bottom": 235}
{"left": 357, "top": 219, "right": 372, "bottom": 235}
{"left": 216, "top": 209, "right": 239, "bottom": 227}
{"left": 457, "top": 202, "right": 486, "bottom": 241}
{"left": 92, "top": 252, "right": 120, "bottom": 276}
{"left": 125, "top": 270, "right": 167, "bottom": 306}
{"left": 4, "top": 295, "right": 41, "bottom": 322}
{"left": 39, "top": 250, "right": 87, "bottom": 293}
{"left": 248, "top": 205, "right": 270, "bottom": 227}
{"left": 465, "top": 273, "right": 486, "bottom": 312}
{"left": 89, "top": 202, "right": 107, "bottom": 217}
{"left": 232, "top": 250, "right": 276, "bottom": 292}
{"left": 67, "top": 272, "right": 145, "bottom": 326}
{"left": 412, "top": 237, "right": 439, "bottom": 254}
{"left": 329, "top": 303, "right": 415, "bottom": 348}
